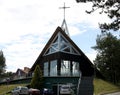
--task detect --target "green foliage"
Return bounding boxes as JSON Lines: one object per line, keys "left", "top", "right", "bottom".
{"left": 0, "top": 79, "right": 120, "bottom": 95}
{"left": 76, "top": 0, "right": 120, "bottom": 32}
{"left": 93, "top": 32, "right": 120, "bottom": 84}
{"left": 30, "top": 65, "right": 43, "bottom": 90}
{"left": 0, "top": 50, "right": 6, "bottom": 75}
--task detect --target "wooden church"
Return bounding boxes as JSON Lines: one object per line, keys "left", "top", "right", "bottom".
{"left": 30, "top": 4, "right": 94, "bottom": 95}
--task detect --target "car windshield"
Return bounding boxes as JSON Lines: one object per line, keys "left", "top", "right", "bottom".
{"left": 21, "top": 88, "right": 27, "bottom": 90}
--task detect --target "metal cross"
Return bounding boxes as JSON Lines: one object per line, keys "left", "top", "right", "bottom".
{"left": 59, "top": 2, "right": 70, "bottom": 20}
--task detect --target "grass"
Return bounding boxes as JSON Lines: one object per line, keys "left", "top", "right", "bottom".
{"left": 0, "top": 84, "right": 28, "bottom": 95}
{"left": 0, "top": 79, "right": 120, "bottom": 95}
{"left": 94, "top": 78, "right": 120, "bottom": 95}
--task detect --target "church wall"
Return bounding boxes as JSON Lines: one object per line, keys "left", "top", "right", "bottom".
{"left": 79, "top": 76, "right": 94, "bottom": 95}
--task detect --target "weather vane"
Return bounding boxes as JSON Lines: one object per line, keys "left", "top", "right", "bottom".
{"left": 59, "top": 2, "right": 70, "bottom": 20}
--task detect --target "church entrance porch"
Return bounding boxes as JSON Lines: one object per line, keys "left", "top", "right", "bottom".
{"left": 44, "top": 77, "right": 78, "bottom": 95}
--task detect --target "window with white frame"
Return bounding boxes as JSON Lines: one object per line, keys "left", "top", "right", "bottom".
{"left": 44, "top": 33, "right": 80, "bottom": 56}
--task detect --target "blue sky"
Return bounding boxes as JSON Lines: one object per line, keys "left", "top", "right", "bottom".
{"left": 0, "top": 0, "right": 111, "bottom": 72}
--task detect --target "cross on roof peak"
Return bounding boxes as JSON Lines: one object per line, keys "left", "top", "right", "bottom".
{"left": 59, "top": 3, "right": 70, "bottom": 37}
{"left": 59, "top": 2, "right": 70, "bottom": 20}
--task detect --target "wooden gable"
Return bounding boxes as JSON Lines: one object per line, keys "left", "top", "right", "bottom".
{"left": 30, "top": 26, "right": 94, "bottom": 76}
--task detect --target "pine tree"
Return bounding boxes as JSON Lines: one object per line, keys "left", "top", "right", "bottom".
{"left": 93, "top": 32, "right": 120, "bottom": 84}
{"left": 76, "top": 0, "right": 120, "bottom": 32}
{"left": 0, "top": 50, "right": 6, "bottom": 76}
{"left": 30, "top": 65, "right": 43, "bottom": 90}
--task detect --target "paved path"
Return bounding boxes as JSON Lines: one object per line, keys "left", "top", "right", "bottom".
{"left": 104, "top": 92, "right": 120, "bottom": 95}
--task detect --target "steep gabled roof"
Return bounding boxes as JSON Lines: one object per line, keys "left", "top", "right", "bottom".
{"left": 30, "top": 26, "right": 93, "bottom": 71}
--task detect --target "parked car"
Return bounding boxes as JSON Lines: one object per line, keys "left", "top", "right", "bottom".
{"left": 60, "top": 85, "right": 71, "bottom": 94}
{"left": 43, "top": 88, "right": 54, "bottom": 95}
{"left": 11, "top": 86, "right": 29, "bottom": 95}
{"left": 28, "top": 88, "right": 41, "bottom": 95}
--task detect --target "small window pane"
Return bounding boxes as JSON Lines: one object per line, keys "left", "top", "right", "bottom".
{"left": 60, "top": 36, "right": 68, "bottom": 43}
{"left": 50, "top": 60, "right": 57, "bottom": 76}
{"left": 72, "top": 61, "right": 79, "bottom": 76}
{"left": 61, "top": 60, "right": 70, "bottom": 76}
{"left": 44, "top": 62, "right": 49, "bottom": 76}
{"left": 60, "top": 44, "right": 67, "bottom": 50}
{"left": 53, "top": 36, "right": 58, "bottom": 44}
{"left": 64, "top": 47, "right": 70, "bottom": 52}
{"left": 52, "top": 43, "right": 58, "bottom": 50}
{"left": 72, "top": 48, "right": 78, "bottom": 54}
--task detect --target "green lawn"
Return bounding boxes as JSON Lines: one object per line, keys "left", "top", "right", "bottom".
{"left": 0, "top": 79, "right": 120, "bottom": 95}
{"left": 94, "top": 78, "right": 120, "bottom": 95}
{"left": 0, "top": 84, "right": 28, "bottom": 95}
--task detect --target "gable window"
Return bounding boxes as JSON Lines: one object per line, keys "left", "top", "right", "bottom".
{"left": 50, "top": 60, "right": 57, "bottom": 76}
{"left": 44, "top": 33, "right": 80, "bottom": 56}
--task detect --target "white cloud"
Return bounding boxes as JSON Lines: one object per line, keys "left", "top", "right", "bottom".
{"left": 0, "top": 0, "right": 110, "bottom": 72}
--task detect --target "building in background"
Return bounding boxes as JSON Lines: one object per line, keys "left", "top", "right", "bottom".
{"left": 14, "top": 67, "right": 30, "bottom": 79}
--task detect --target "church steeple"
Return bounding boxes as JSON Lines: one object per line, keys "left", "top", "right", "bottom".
{"left": 59, "top": 3, "right": 70, "bottom": 37}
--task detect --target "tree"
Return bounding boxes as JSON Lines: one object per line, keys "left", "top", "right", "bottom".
{"left": 30, "top": 65, "right": 43, "bottom": 90}
{"left": 76, "top": 0, "right": 120, "bottom": 32}
{"left": 93, "top": 32, "right": 120, "bottom": 84}
{"left": 0, "top": 50, "right": 6, "bottom": 76}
